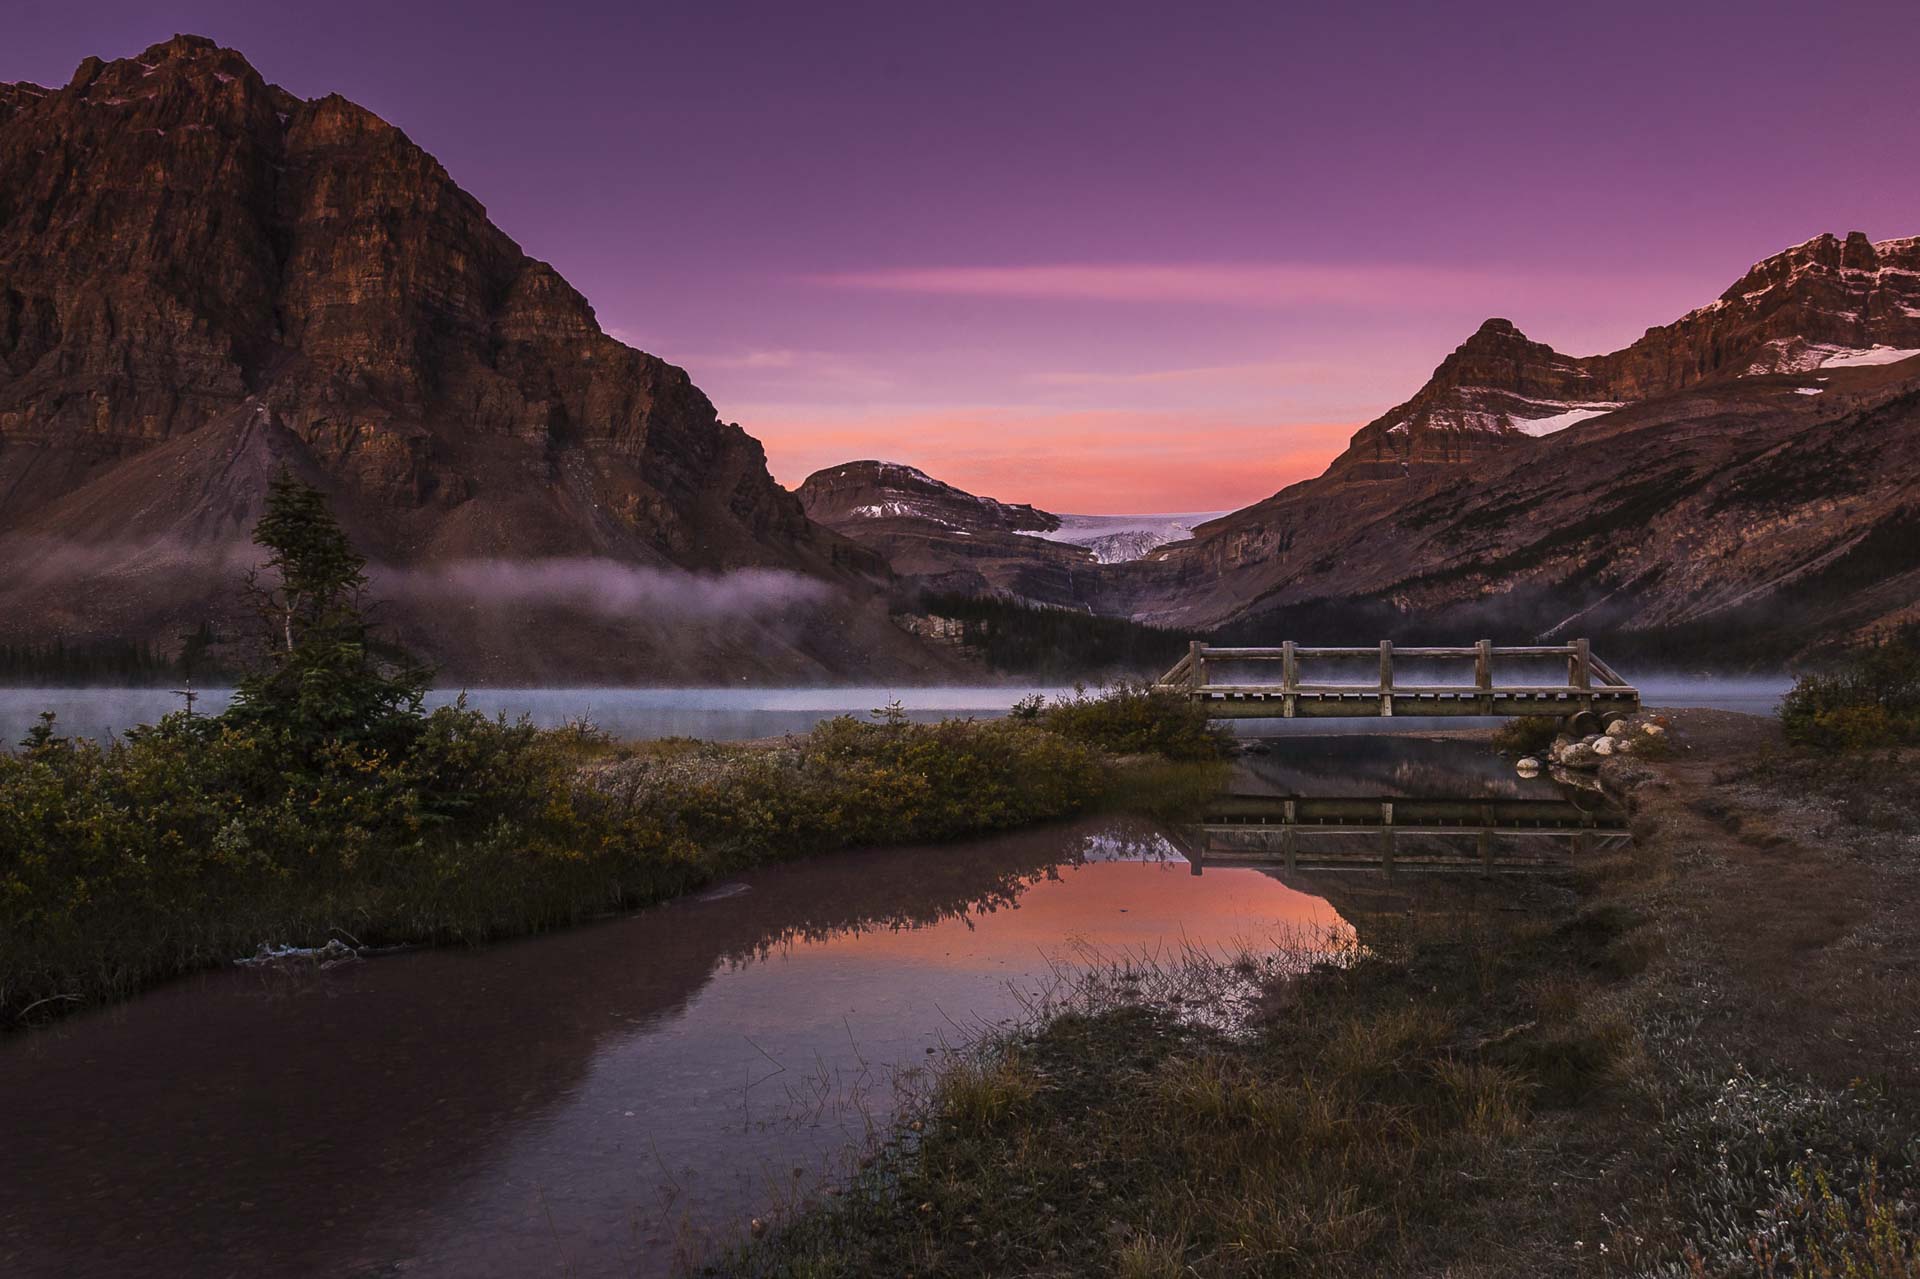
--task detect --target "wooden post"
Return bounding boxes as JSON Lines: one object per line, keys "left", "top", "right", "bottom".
{"left": 1379, "top": 640, "right": 1393, "bottom": 717}
{"left": 1478, "top": 828, "right": 1493, "bottom": 876}
{"left": 1571, "top": 638, "right": 1591, "bottom": 690}
{"left": 1190, "top": 640, "right": 1207, "bottom": 689}
{"left": 1381, "top": 801, "right": 1394, "bottom": 874}
{"left": 1282, "top": 640, "right": 1297, "bottom": 718}
{"left": 1475, "top": 639, "right": 1492, "bottom": 713}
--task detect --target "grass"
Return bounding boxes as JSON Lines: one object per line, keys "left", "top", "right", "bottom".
{"left": 2, "top": 687, "right": 1225, "bottom": 1027}
{"left": 726, "top": 899, "right": 1641, "bottom": 1277}
{"left": 726, "top": 709, "right": 1920, "bottom": 1277}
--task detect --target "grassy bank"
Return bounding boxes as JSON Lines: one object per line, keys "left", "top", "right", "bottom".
{"left": 0, "top": 685, "right": 1225, "bottom": 1027}
{"left": 730, "top": 709, "right": 1920, "bottom": 1277}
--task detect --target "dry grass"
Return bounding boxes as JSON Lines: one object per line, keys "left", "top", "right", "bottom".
{"left": 726, "top": 709, "right": 1920, "bottom": 1277}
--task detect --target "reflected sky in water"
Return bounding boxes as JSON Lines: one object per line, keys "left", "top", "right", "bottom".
{"left": 0, "top": 816, "right": 1336, "bottom": 1278}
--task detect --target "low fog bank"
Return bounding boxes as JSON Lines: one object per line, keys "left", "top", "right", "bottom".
{"left": 372, "top": 559, "right": 835, "bottom": 623}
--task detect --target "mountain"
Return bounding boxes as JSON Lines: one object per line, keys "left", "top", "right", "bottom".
{"left": 797, "top": 461, "right": 1097, "bottom": 606}
{"left": 1125, "top": 299, "right": 1920, "bottom": 661}
{"left": 796, "top": 460, "right": 1227, "bottom": 606}
{"left": 0, "top": 36, "right": 953, "bottom": 683}
{"left": 797, "top": 461, "right": 1061, "bottom": 535}
{"left": 801, "top": 236, "right": 1920, "bottom": 663}
{"left": 1329, "top": 232, "right": 1920, "bottom": 481}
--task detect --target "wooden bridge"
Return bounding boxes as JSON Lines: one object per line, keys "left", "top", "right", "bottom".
{"left": 1156, "top": 639, "right": 1638, "bottom": 726}
{"left": 1181, "top": 793, "right": 1630, "bottom": 876}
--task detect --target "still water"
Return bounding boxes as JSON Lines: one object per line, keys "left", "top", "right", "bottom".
{"left": 0, "top": 676, "right": 1789, "bottom": 745}
{"left": 2, "top": 823, "right": 1332, "bottom": 1277}
{"left": 0, "top": 736, "right": 1616, "bottom": 1278}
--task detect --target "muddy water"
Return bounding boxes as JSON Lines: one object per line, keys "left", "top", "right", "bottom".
{"left": 0, "top": 735, "right": 1614, "bottom": 1277}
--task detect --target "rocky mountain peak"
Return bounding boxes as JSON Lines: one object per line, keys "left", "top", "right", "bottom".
{"left": 797, "top": 460, "right": 1062, "bottom": 534}
{"left": 0, "top": 35, "right": 945, "bottom": 682}
{"left": 1324, "top": 230, "right": 1920, "bottom": 483}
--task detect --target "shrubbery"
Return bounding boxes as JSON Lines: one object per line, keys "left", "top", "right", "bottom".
{"left": 1, "top": 704, "right": 1127, "bottom": 1022}
{"left": 1779, "top": 626, "right": 1920, "bottom": 750}
{"left": 1038, "top": 680, "right": 1227, "bottom": 761}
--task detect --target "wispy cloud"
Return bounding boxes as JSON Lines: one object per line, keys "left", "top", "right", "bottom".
{"left": 805, "top": 261, "right": 1615, "bottom": 311}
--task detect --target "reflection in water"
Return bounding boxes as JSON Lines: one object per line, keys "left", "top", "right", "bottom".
{"left": 0, "top": 817, "right": 1335, "bottom": 1279}
{"left": 0, "top": 735, "right": 1630, "bottom": 1278}
{"left": 1186, "top": 736, "right": 1630, "bottom": 875}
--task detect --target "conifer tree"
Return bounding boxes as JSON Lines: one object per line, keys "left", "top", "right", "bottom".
{"left": 224, "top": 469, "right": 430, "bottom": 751}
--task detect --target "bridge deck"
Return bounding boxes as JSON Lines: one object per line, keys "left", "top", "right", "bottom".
{"left": 1156, "top": 639, "right": 1638, "bottom": 721}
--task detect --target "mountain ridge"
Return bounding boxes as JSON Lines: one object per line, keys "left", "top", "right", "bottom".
{"left": 1326, "top": 231, "right": 1920, "bottom": 482}
{"left": 0, "top": 35, "right": 955, "bottom": 682}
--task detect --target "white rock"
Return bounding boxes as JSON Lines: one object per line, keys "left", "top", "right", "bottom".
{"left": 1516, "top": 757, "right": 1542, "bottom": 773}
{"left": 1641, "top": 723, "right": 1665, "bottom": 736}
{"left": 1606, "top": 720, "right": 1629, "bottom": 738}
{"left": 1592, "top": 737, "right": 1616, "bottom": 757}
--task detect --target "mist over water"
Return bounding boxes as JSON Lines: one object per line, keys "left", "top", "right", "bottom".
{"left": 0, "top": 676, "right": 1792, "bottom": 746}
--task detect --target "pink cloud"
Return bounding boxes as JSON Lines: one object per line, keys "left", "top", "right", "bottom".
{"left": 806, "top": 261, "right": 1651, "bottom": 312}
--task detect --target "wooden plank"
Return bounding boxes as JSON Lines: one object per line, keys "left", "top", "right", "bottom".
{"left": 1190, "top": 640, "right": 1208, "bottom": 688}
{"left": 1201, "top": 643, "right": 1581, "bottom": 659}
{"left": 1195, "top": 683, "right": 1634, "bottom": 696}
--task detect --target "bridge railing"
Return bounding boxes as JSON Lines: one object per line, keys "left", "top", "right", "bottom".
{"left": 1156, "top": 639, "right": 1638, "bottom": 720}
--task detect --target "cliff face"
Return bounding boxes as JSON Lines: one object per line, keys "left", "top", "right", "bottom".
{"left": 0, "top": 36, "right": 944, "bottom": 682}
{"left": 1330, "top": 233, "right": 1920, "bottom": 481}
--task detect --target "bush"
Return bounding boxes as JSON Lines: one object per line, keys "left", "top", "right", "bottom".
{"left": 1040, "top": 681, "right": 1227, "bottom": 761}
{"left": 1491, "top": 715, "right": 1559, "bottom": 755}
{"left": 1780, "top": 626, "right": 1920, "bottom": 750}
{"left": 2, "top": 704, "right": 1137, "bottom": 1023}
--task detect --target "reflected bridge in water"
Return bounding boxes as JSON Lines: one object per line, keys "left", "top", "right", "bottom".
{"left": 1178, "top": 791, "right": 1631, "bottom": 876}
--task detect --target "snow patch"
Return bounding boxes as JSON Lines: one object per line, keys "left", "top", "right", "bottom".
{"left": 1508, "top": 405, "right": 1625, "bottom": 438}
{"left": 1819, "top": 345, "right": 1920, "bottom": 369}
{"left": 1793, "top": 387, "right": 1824, "bottom": 395}
{"left": 1033, "top": 512, "right": 1231, "bottom": 563}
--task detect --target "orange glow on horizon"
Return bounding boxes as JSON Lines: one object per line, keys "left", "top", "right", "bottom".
{"left": 750, "top": 410, "right": 1359, "bottom": 512}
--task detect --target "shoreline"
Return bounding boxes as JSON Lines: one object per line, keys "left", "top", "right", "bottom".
{"left": 734, "top": 708, "right": 1920, "bottom": 1275}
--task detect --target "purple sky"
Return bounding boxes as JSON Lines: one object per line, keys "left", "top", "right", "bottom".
{"left": 9, "top": 0, "right": 1919, "bottom": 511}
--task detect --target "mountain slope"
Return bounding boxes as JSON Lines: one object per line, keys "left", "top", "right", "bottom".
{"left": 0, "top": 36, "right": 948, "bottom": 682}
{"left": 1329, "top": 232, "right": 1920, "bottom": 481}
{"left": 1125, "top": 353, "right": 1920, "bottom": 659}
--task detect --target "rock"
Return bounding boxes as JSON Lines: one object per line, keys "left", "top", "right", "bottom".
{"left": 1641, "top": 723, "right": 1666, "bottom": 737}
{"left": 1606, "top": 720, "right": 1630, "bottom": 738}
{"left": 1560, "top": 743, "right": 1599, "bottom": 769}
{"left": 1592, "top": 737, "right": 1616, "bottom": 757}
{"left": 1516, "top": 756, "right": 1542, "bottom": 774}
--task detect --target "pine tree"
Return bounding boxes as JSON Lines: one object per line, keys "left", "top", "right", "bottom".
{"left": 223, "top": 469, "right": 430, "bottom": 752}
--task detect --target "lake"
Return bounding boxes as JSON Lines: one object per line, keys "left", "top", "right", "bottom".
{"left": 0, "top": 676, "right": 1790, "bottom": 745}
